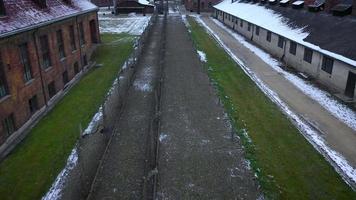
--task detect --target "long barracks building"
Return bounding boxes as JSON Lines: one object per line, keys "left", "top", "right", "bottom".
{"left": 0, "top": 0, "right": 100, "bottom": 152}
{"left": 214, "top": 0, "right": 356, "bottom": 103}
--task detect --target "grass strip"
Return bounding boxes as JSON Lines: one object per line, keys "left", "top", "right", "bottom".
{"left": 188, "top": 17, "right": 356, "bottom": 199}
{"left": 0, "top": 33, "right": 134, "bottom": 200}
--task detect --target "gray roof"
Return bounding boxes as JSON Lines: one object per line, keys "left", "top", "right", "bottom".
{"left": 263, "top": 2, "right": 356, "bottom": 61}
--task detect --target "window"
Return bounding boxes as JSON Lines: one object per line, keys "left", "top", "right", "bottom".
{"left": 82, "top": 54, "right": 88, "bottom": 66}
{"left": 255, "top": 26, "right": 260, "bottom": 36}
{"left": 56, "top": 30, "right": 65, "bottom": 59}
{"left": 74, "top": 62, "right": 79, "bottom": 75}
{"left": 248, "top": 23, "right": 251, "bottom": 32}
{"left": 19, "top": 43, "right": 32, "bottom": 82}
{"left": 240, "top": 20, "right": 243, "bottom": 28}
{"left": 28, "top": 95, "right": 38, "bottom": 115}
{"left": 232, "top": 17, "right": 234, "bottom": 23}
{"left": 289, "top": 41, "right": 297, "bottom": 55}
{"left": 3, "top": 114, "right": 15, "bottom": 137}
{"left": 0, "top": 0, "right": 6, "bottom": 16}
{"left": 40, "top": 35, "right": 51, "bottom": 68}
{"left": 89, "top": 20, "right": 98, "bottom": 44}
{"left": 266, "top": 31, "right": 271, "bottom": 42}
{"left": 47, "top": 81, "right": 56, "bottom": 99}
{"left": 321, "top": 56, "right": 334, "bottom": 74}
{"left": 278, "top": 36, "right": 284, "bottom": 48}
{"left": 79, "top": 22, "right": 86, "bottom": 46}
{"left": 303, "top": 47, "right": 313, "bottom": 63}
{"left": 62, "top": 71, "right": 69, "bottom": 85}
{"left": 69, "top": 25, "right": 76, "bottom": 51}
{"left": 0, "top": 54, "right": 9, "bottom": 98}
{"left": 235, "top": 18, "right": 238, "bottom": 24}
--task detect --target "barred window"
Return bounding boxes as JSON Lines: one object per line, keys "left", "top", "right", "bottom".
{"left": 56, "top": 30, "right": 65, "bottom": 59}
{"left": 40, "top": 35, "right": 52, "bottom": 68}
{"left": 266, "top": 31, "right": 271, "bottom": 42}
{"left": 289, "top": 41, "right": 297, "bottom": 55}
{"left": 69, "top": 25, "right": 76, "bottom": 51}
{"left": 19, "top": 43, "right": 32, "bottom": 82}
{"left": 321, "top": 56, "right": 334, "bottom": 74}
{"left": 0, "top": 53, "right": 9, "bottom": 98}
{"left": 303, "top": 48, "right": 313, "bottom": 63}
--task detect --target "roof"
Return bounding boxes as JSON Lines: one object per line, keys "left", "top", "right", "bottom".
{"left": 214, "top": 0, "right": 356, "bottom": 67}
{"left": 0, "top": 0, "right": 98, "bottom": 38}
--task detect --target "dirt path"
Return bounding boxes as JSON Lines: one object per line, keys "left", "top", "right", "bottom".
{"left": 199, "top": 16, "right": 356, "bottom": 168}
{"left": 87, "top": 16, "right": 164, "bottom": 200}
{"left": 156, "top": 14, "right": 261, "bottom": 199}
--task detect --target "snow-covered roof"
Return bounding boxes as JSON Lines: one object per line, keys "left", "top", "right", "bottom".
{"left": 214, "top": 0, "right": 356, "bottom": 67}
{"left": 292, "top": 1, "right": 304, "bottom": 5}
{"left": 138, "top": 0, "right": 153, "bottom": 6}
{"left": 0, "top": 0, "right": 98, "bottom": 38}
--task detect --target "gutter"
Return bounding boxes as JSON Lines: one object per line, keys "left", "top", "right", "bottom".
{"left": 0, "top": 7, "right": 99, "bottom": 40}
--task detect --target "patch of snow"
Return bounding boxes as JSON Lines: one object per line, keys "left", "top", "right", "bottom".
{"left": 212, "top": 18, "right": 356, "bottom": 132}
{"left": 82, "top": 106, "right": 103, "bottom": 136}
{"left": 181, "top": 15, "right": 190, "bottom": 28}
{"left": 197, "top": 50, "right": 207, "bottom": 62}
{"left": 138, "top": 0, "right": 154, "bottom": 6}
{"left": 42, "top": 148, "right": 78, "bottom": 200}
{"left": 159, "top": 134, "right": 169, "bottom": 142}
{"left": 194, "top": 16, "right": 356, "bottom": 187}
{"left": 214, "top": 0, "right": 356, "bottom": 67}
{"left": 99, "top": 15, "right": 151, "bottom": 35}
{"left": 133, "top": 65, "right": 154, "bottom": 92}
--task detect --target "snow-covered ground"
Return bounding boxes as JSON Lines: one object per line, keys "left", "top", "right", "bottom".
{"left": 191, "top": 15, "right": 356, "bottom": 188}
{"left": 211, "top": 18, "right": 356, "bottom": 132}
{"left": 197, "top": 50, "right": 207, "bottom": 62}
{"left": 98, "top": 11, "right": 151, "bottom": 35}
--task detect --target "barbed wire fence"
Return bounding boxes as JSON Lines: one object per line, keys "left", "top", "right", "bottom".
{"left": 56, "top": 12, "right": 159, "bottom": 200}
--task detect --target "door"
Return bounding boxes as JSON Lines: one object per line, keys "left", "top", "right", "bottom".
{"left": 345, "top": 72, "right": 356, "bottom": 98}
{"left": 90, "top": 20, "right": 98, "bottom": 44}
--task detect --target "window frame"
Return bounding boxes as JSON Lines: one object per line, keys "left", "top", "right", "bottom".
{"left": 321, "top": 56, "right": 334, "bottom": 74}
{"left": 289, "top": 41, "right": 297, "bottom": 55}
{"left": 79, "top": 22, "right": 86, "bottom": 46}
{"left": 28, "top": 95, "right": 38, "bottom": 115}
{"left": 266, "top": 31, "right": 271, "bottom": 42}
{"left": 39, "top": 35, "right": 52, "bottom": 69}
{"left": 19, "top": 43, "right": 33, "bottom": 83}
{"left": 303, "top": 47, "right": 313, "bottom": 63}
{"left": 278, "top": 36, "right": 284, "bottom": 48}
{"left": 69, "top": 25, "right": 77, "bottom": 51}
{"left": 255, "top": 26, "right": 260, "bottom": 36}
{"left": 0, "top": 53, "right": 9, "bottom": 98}
{"left": 3, "top": 114, "right": 15, "bottom": 137}
{"left": 56, "top": 29, "right": 66, "bottom": 59}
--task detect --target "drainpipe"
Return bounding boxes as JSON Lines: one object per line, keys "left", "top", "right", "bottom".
{"left": 251, "top": 24, "right": 254, "bottom": 41}
{"left": 33, "top": 29, "right": 48, "bottom": 107}
{"left": 75, "top": 16, "right": 84, "bottom": 70}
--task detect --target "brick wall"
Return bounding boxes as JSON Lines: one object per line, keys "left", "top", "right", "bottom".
{"left": 0, "top": 11, "right": 100, "bottom": 145}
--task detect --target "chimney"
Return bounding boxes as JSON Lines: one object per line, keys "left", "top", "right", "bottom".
{"left": 325, "top": 0, "right": 340, "bottom": 12}
{"left": 0, "top": 0, "right": 6, "bottom": 16}
{"left": 33, "top": 0, "right": 47, "bottom": 8}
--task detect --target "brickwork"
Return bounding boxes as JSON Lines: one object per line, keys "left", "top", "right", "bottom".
{"left": 0, "top": 11, "right": 100, "bottom": 145}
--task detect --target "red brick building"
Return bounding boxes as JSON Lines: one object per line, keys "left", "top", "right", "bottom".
{"left": 184, "top": 0, "right": 220, "bottom": 12}
{"left": 0, "top": 0, "right": 100, "bottom": 149}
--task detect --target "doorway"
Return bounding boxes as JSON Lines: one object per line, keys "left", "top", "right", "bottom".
{"left": 345, "top": 71, "right": 356, "bottom": 98}
{"left": 90, "top": 20, "right": 98, "bottom": 44}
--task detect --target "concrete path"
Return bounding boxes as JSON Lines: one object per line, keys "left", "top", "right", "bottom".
{"left": 200, "top": 16, "right": 356, "bottom": 168}
{"left": 156, "top": 14, "right": 261, "bottom": 199}
{"left": 87, "top": 16, "right": 164, "bottom": 199}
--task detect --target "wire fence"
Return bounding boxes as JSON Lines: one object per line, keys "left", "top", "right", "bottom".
{"left": 54, "top": 12, "right": 159, "bottom": 200}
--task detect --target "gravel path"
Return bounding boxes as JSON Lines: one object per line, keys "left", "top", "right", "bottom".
{"left": 156, "top": 14, "right": 261, "bottom": 199}
{"left": 87, "top": 16, "right": 164, "bottom": 200}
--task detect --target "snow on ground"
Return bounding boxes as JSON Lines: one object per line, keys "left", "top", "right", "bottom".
{"left": 211, "top": 18, "right": 356, "bottom": 132}
{"left": 42, "top": 148, "right": 78, "bottom": 200}
{"left": 99, "top": 12, "right": 151, "bottom": 35}
{"left": 133, "top": 65, "right": 154, "bottom": 92}
{"left": 193, "top": 16, "right": 356, "bottom": 187}
{"left": 214, "top": 0, "right": 356, "bottom": 67}
{"left": 197, "top": 50, "right": 207, "bottom": 62}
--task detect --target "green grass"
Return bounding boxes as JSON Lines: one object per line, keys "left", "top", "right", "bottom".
{"left": 188, "top": 17, "right": 356, "bottom": 199}
{"left": 0, "top": 33, "right": 134, "bottom": 200}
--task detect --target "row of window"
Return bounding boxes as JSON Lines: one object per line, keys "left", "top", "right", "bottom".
{"left": 220, "top": 10, "right": 334, "bottom": 75}
{"left": 0, "top": 22, "right": 89, "bottom": 99}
